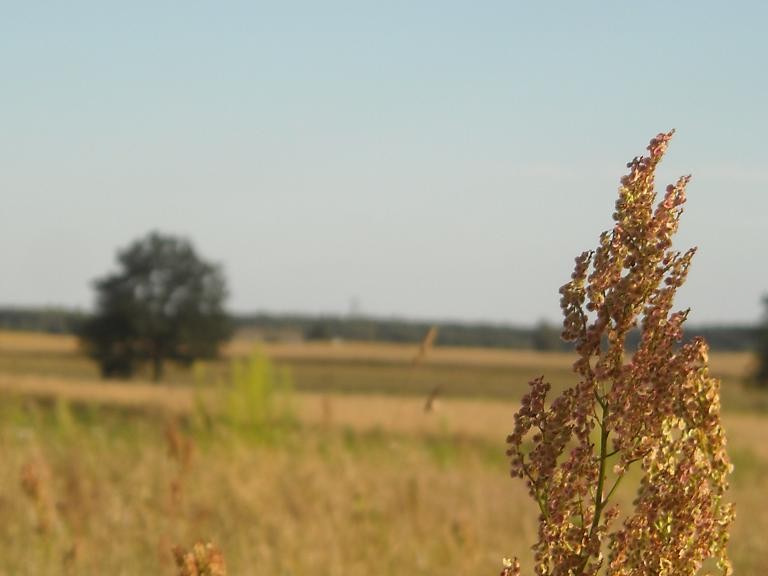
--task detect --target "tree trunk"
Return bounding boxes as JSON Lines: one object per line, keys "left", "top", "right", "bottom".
{"left": 152, "top": 354, "right": 164, "bottom": 382}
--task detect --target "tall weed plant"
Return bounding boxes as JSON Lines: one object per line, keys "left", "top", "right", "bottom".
{"left": 194, "top": 350, "right": 295, "bottom": 440}
{"left": 227, "top": 350, "right": 294, "bottom": 431}
{"left": 503, "top": 132, "right": 733, "bottom": 576}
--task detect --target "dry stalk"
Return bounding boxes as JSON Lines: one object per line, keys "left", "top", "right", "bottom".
{"left": 165, "top": 418, "right": 195, "bottom": 510}
{"left": 172, "top": 541, "right": 226, "bottom": 576}
{"left": 20, "top": 458, "right": 54, "bottom": 533}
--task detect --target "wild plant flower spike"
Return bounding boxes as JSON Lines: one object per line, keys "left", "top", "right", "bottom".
{"left": 173, "top": 541, "right": 227, "bottom": 576}
{"left": 505, "top": 131, "right": 734, "bottom": 576}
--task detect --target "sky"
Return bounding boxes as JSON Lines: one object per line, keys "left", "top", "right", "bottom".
{"left": 2, "top": 1, "right": 766, "bottom": 325}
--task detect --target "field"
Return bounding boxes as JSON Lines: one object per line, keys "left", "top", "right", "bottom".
{"left": 0, "top": 331, "right": 766, "bottom": 574}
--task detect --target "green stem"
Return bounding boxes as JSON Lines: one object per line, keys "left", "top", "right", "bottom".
{"left": 603, "top": 473, "right": 625, "bottom": 505}
{"left": 576, "top": 398, "right": 610, "bottom": 575}
{"left": 520, "top": 457, "right": 548, "bottom": 519}
{"left": 591, "top": 403, "right": 610, "bottom": 535}
{"left": 602, "top": 454, "right": 642, "bottom": 507}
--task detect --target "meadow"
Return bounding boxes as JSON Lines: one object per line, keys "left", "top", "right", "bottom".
{"left": 0, "top": 330, "right": 766, "bottom": 574}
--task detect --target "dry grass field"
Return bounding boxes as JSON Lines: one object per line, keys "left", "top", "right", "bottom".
{"left": 0, "top": 331, "right": 766, "bottom": 574}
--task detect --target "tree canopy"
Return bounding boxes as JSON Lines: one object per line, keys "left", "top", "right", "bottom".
{"left": 756, "top": 295, "right": 768, "bottom": 386}
{"left": 80, "top": 232, "right": 232, "bottom": 380}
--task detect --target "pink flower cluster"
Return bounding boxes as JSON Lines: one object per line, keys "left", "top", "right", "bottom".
{"left": 505, "top": 132, "right": 734, "bottom": 575}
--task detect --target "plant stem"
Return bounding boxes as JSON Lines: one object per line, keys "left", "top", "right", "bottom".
{"left": 577, "top": 397, "right": 610, "bottom": 575}
{"left": 591, "top": 401, "right": 610, "bottom": 535}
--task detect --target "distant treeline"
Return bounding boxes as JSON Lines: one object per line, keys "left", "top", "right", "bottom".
{"left": 0, "top": 306, "right": 759, "bottom": 353}
{"left": 233, "top": 313, "right": 560, "bottom": 349}
{"left": 233, "top": 313, "right": 760, "bottom": 352}
{"left": 0, "top": 307, "right": 87, "bottom": 334}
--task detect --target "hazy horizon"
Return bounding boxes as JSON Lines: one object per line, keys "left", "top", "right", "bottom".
{"left": 3, "top": 2, "right": 767, "bottom": 325}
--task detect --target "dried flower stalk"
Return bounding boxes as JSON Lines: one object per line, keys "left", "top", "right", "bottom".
{"left": 20, "top": 459, "right": 53, "bottom": 533}
{"left": 173, "top": 541, "right": 226, "bottom": 576}
{"left": 165, "top": 418, "right": 195, "bottom": 511}
{"left": 505, "top": 132, "right": 734, "bottom": 576}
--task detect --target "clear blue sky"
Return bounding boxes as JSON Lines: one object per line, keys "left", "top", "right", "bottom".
{"left": 2, "top": 1, "right": 766, "bottom": 324}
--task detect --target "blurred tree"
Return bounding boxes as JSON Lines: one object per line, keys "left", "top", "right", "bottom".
{"left": 80, "top": 232, "right": 232, "bottom": 381}
{"left": 531, "top": 320, "right": 564, "bottom": 351}
{"left": 757, "top": 295, "right": 768, "bottom": 386}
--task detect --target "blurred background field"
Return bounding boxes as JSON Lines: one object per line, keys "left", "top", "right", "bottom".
{"left": 5, "top": 3, "right": 768, "bottom": 573}
{"left": 0, "top": 330, "right": 766, "bottom": 575}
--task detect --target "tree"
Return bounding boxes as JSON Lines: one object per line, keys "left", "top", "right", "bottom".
{"left": 756, "top": 295, "right": 768, "bottom": 386}
{"left": 80, "top": 232, "right": 232, "bottom": 381}
{"left": 530, "top": 319, "right": 564, "bottom": 351}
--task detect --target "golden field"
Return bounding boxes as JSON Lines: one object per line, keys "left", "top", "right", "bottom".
{"left": 0, "top": 330, "right": 766, "bottom": 574}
